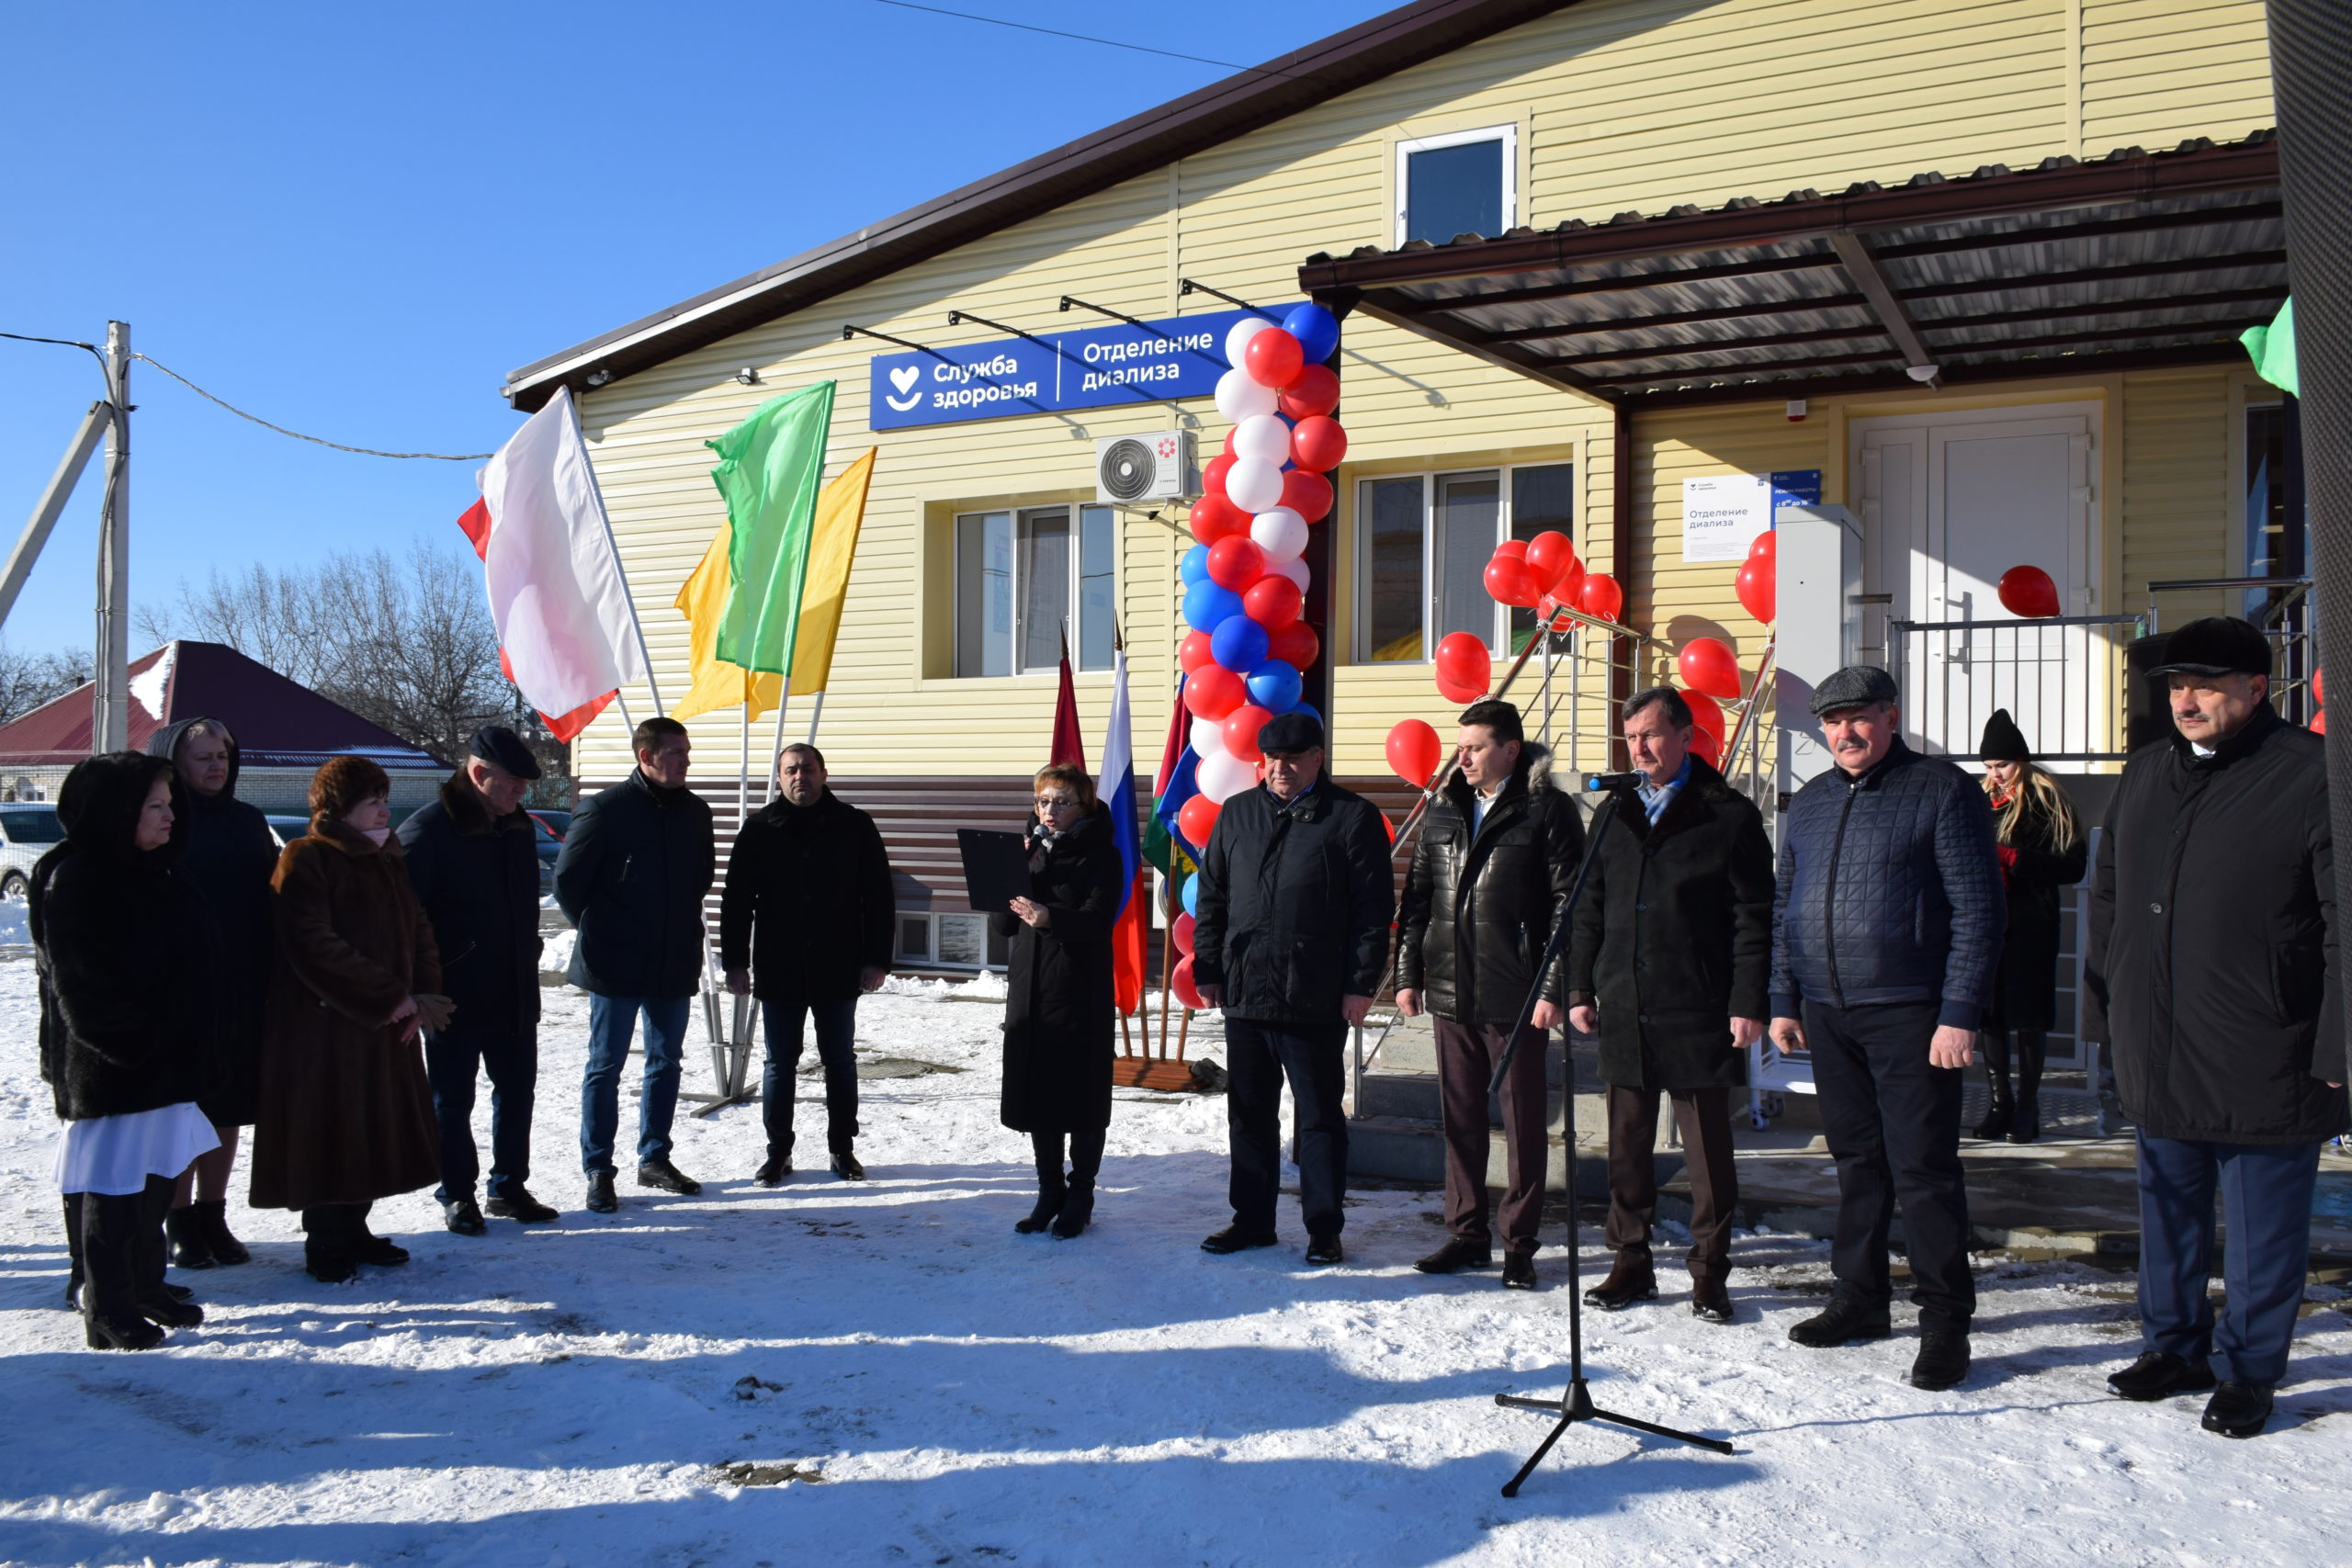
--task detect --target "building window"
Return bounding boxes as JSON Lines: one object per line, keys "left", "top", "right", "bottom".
{"left": 1396, "top": 125, "right": 1517, "bottom": 246}
{"left": 895, "top": 908, "right": 1008, "bottom": 970}
{"left": 2245, "top": 402, "right": 2304, "bottom": 586}
{"left": 1354, "top": 462, "right": 1573, "bottom": 661}
{"left": 955, "top": 503, "right": 1116, "bottom": 676}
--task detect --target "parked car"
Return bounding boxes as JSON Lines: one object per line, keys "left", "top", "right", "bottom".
{"left": 528, "top": 808, "right": 571, "bottom": 840}
{"left": 0, "top": 804, "right": 64, "bottom": 899}
{"left": 265, "top": 815, "right": 310, "bottom": 850}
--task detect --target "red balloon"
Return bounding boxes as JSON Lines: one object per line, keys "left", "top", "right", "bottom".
{"left": 1176, "top": 794, "right": 1220, "bottom": 851}
{"left": 1736, "top": 558, "right": 1776, "bottom": 624}
{"left": 1222, "top": 704, "right": 1274, "bottom": 764}
{"left": 1203, "top": 453, "right": 1236, "bottom": 498}
{"left": 1436, "top": 675, "right": 1487, "bottom": 706}
{"left": 1223, "top": 428, "right": 1238, "bottom": 457}
{"left": 1182, "top": 664, "right": 1246, "bottom": 720}
{"left": 1190, "top": 492, "right": 1248, "bottom": 545}
{"left": 1268, "top": 619, "right": 1320, "bottom": 671}
{"left": 1279, "top": 467, "right": 1334, "bottom": 522}
{"left": 1206, "top": 535, "right": 1266, "bottom": 591}
{"left": 1578, "top": 571, "right": 1623, "bottom": 623}
{"left": 1535, "top": 592, "right": 1575, "bottom": 633}
{"left": 1678, "top": 637, "right": 1743, "bottom": 701}
{"left": 2314, "top": 707, "right": 2329, "bottom": 735}
{"left": 1494, "top": 538, "right": 1528, "bottom": 560}
{"left": 1681, "top": 689, "right": 1725, "bottom": 740}
{"left": 2314, "top": 666, "right": 2326, "bottom": 707}
{"left": 1433, "top": 631, "right": 1492, "bottom": 696}
{"left": 1278, "top": 363, "right": 1340, "bottom": 419}
{"left": 1180, "top": 630, "right": 1214, "bottom": 674}
{"left": 1244, "top": 328, "right": 1306, "bottom": 389}
{"left": 1171, "top": 953, "right": 1206, "bottom": 1010}
{"left": 1385, "top": 719, "right": 1442, "bottom": 788}
{"left": 1483, "top": 553, "right": 1540, "bottom": 608}
{"left": 1524, "top": 531, "right": 1574, "bottom": 591}
{"left": 1690, "top": 726, "right": 1724, "bottom": 766}
{"left": 1997, "top": 564, "right": 2062, "bottom": 618}
{"left": 1172, "top": 911, "right": 1196, "bottom": 955}
{"left": 1748, "top": 530, "right": 1776, "bottom": 564}
{"left": 1290, "top": 415, "right": 1348, "bottom": 472}
{"left": 1553, "top": 556, "right": 1587, "bottom": 609}
{"left": 1242, "top": 574, "right": 1303, "bottom": 629}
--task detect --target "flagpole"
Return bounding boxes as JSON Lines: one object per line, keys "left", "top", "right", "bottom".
{"left": 563, "top": 390, "right": 665, "bottom": 716}
{"left": 807, "top": 690, "right": 826, "bottom": 745}
{"left": 1156, "top": 889, "right": 1175, "bottom": 1060}
{"left": 765, "top": 677, "right": 794, "bottom": 804}
{"left": 738, "top": 688, "right": 750, "bottom": 825}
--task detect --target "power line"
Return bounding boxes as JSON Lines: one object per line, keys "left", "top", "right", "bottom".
{"left": 0, "top": 329, "right": 109, "bottom": 381}
{"left": 861, "top": 0, "right": 1295, "bottom": 77}
{"left": 131, "top": 354, "right": 495, "bottom": 461}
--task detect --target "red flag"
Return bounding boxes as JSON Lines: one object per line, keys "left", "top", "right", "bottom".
{"left": 1154, "top": 674, "right": 1188, "bottom": 795}
{"left": 458, "top": 496, "right": 617, "bottom": 743}
{"left": 1049, "top": 630, "right": 1083, "bottom": 768}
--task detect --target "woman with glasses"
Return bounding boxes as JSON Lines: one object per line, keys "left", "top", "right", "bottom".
{"left": 993, "top": 763, "right": 1126, "bottom": 1237}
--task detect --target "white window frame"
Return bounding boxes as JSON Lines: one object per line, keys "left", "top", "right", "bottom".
{"left": 1394, "top": 124, "right": 1520, "bottom": 248}
{"left": 895, "top": 908, "right": 1008, "bottom": 971}
{"left": 951, "top": 502, "right": 1118, "bottom": 678}
{"left": 1352, "top": 461, "right": 1575, "bottom": 662}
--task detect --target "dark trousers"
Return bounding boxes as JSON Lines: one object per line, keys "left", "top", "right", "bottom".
{"left": 426, "top": 1027, "right": 537, "bottom": 1202}
{"left": 69, "top": 1175, "right": 173, "bottom": 1320}
{"left": 1804, "top": 999, "right": 1976, "bottom": 1327}
{"left": 1432, "top": 1018, "right": 1550, "bottom": 1253}
{"left": 2136, "top": 1133, "right": 2321, "bottom": 1387}
{"left": 580, "top": 994, "right": 689, "bottom": 1171}
{"left": 1034, "top": 1127, "right": 1106, "bottom": 1186}
{"left": 1224, "top": 1017, "right": 1349, "bottom": 1237}
{"left": 761, "top": 996, "right": 860, "bottom": 1157}
{"left": 1606, "top": 1084, "right": 1738, "bottom": 1283}
{"left": 301, "top": 1201, "right": 375, "bottom": 1266}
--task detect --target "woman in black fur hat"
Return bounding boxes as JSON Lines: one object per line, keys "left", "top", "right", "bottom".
{"left": 1976, "top": 709, "right": 2087, "bottom": 1142}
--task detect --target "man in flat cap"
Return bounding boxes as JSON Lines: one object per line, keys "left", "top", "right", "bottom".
{"left": 559, "top": 716, "right": 715, "bottom": 1213}
{"left": 1191, "top": 711, "right": 1393, "bottom": 1266}
{"left": 399, "top": 725, "right": 560, "bottom": 1232}
{"left": 2086, "top": 616, "right": 2347, "bottom": 1438}
{"left": 1769, "top": 665, "right": 2003, "bottom": 1390}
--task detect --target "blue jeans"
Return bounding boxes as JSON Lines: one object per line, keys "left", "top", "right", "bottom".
{"left": 426, "top": 1027, "right": 536, "bottom": 1201}
{"left": 761, "top": 996, "right": 860, "bottom": 1157}
{"left": 2136, "top": 1132, "right": 2321, "bottom": 1387}
{"left": 580, "top": 994, "right": 690, "bottom": 1172}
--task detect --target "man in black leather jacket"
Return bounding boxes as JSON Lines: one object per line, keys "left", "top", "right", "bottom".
{"left": 1192, "top": 712, "right": 1393, "bottom": 1266}
{"left": 1395, "top": 699, "right": 1581, "bottom": 1289}
{"left": 1768, "top": 665, "right": 2003, "bottom": 1391}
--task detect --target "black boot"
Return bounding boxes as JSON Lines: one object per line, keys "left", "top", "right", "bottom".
{"left": 62, "top": 1195, "right": 85, "bottom": 1310}
{"left": 165, "top": 1206, "right": 217, "bottom": 1269}
{"left": 1018, "top": 1133, "right": 1067, "bottom": 1234}
{"left": 193, "top": 1200, "right": 251, "bottom": 1265}
{"left": 1582, "top": 1248, "right": 1657, "bottom": 1311}
{"left": 1972, "top": 1032, "right": 2013, "bottom": 1140}
{"left": 1051, "top": 1180, "right": 1095, "bottom": 1238}
{"left": 82, "top": 1190, "right": 165, "bottom": 1350}
{"left": 2009, "top": 1031, "right": 2046, "bottom": 1145}
{"left": 302, "top": 1205, "right": 360, "bottom": 1283}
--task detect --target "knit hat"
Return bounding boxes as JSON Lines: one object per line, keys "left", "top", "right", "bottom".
{"left": 1978, "top": 708, "right": 2030, "bottom": 762}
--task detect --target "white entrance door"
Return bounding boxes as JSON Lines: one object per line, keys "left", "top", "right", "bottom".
{"left": 1856, "top": 407, "right": 2099, "bottom": 761}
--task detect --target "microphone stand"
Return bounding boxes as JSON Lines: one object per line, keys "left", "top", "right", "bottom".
{"left": 1485, "top": 781, "right": 1735, "bottom": 1497}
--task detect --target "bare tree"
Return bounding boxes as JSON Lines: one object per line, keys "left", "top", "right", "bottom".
{"left": 0, "top": 646, "right": 94, "bottom": 726}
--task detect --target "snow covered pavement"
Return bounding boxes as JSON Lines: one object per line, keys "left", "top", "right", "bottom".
{"left": 1, "top": 960, "right": 2348, "bottom": 1566}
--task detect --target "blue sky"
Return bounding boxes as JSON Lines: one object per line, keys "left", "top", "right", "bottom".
{"left": 0, "top": 0, "right": 1376, "bottom": 655}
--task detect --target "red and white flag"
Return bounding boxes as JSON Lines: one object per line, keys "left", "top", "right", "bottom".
{"left": 458, "top": 386, "right": 648, "bottom": 741}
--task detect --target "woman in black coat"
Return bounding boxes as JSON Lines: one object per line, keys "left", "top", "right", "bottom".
{"left": 33, "top": 752, "right": 225, "bottom": 1350}
{"left": 991, "top": 763, "right": 1125, "bottom": 1238}
{"left": 148, "top": 716, "right": 279, "bottom": 1269}
{"left": 1975, "top": 710, "right": 2088, "bottom": 1144}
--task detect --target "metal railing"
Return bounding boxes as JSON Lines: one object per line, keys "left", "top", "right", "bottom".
{"left": 2148, "top": 575, "right": 2317, "bottom": 726}
{"left": 1891, "top": 613, "right": 2143, "bottom": 763}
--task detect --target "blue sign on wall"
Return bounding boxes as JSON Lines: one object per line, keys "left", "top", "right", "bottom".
{"left": 1770, "top": 469, "right": 1824, "bottom": 508}
{"left": 865, "top": 304, "right": 1306, "bottom": 431}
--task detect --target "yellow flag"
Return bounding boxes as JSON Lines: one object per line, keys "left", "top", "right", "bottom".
{"left": 671, "top": 523, "right": 783, "bottom": 721}
{"left": 786, "top": 448, "right": 876, "bottom": 694}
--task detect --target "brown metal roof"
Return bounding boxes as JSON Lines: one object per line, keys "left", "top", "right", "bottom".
{"left": 501, "top": 0, "right": 1588, "bottom": 412}
{"left": 1296, "top": 132, "right": 2283, "bottom": 407}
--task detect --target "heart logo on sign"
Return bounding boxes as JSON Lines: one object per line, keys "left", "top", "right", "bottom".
{"left": 888, "top": 366, "right": 921, "bottom": 395}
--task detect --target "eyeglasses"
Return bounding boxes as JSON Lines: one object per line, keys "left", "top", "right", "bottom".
{"left": 1035, "top": 795, "right": 1080, "bottom": 809}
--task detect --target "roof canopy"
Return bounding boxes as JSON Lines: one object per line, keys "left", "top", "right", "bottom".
{"left": 1297, "top": 132, "right": 2282, "bottom": 409}
{"left": 0, "top": 641, "right": 443, "bottom": 771}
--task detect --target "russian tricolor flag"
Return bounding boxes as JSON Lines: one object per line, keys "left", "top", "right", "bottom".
{"left": 1100, "top": 646, "right": 1149, "bottom": 1015}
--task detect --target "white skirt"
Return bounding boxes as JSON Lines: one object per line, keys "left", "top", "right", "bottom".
{"left": 53, "top": 1102, "right": 220, "bottom": 1196}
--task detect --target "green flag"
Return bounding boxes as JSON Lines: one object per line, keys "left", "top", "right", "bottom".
{"left": 707, "top": 381, "right": 836, "bottom": 673}
{"left": 2240, "top": 298, "right": 2298, "bottom": 397}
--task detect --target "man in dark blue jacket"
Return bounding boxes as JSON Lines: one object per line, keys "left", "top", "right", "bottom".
{"left": 1769, "top": 665, "right": 2003, "bottom": 1390}
{"left": 556, "top": 716, "right": 715, "bottom": 1213}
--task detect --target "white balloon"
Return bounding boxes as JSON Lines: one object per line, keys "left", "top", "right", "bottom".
{"left": 1191, "top": 716, "right": 1227, "bottom": 758}
{"left": 1250, "top": 507, "right": 1309, "bottom": 561}
{"left": 1215, "top": 367, "right": 1277, "bottom": 423}
{"left": 1224, "top": 315, "right": 1273, "bottom": 368}
{"left": 1197, "top": 747, "right": 1258, "bottom": 802}
{"left": 1232, "top": 413, "right": 1291, "bottom": 465}
{"left": 1272, "top": 555, "right": 1311, "bottom": 592}
{"left": 1226, "top": 457, "right": 1284, "bottom": 513}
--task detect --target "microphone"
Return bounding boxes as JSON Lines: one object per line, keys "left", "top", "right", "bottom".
{"left": 1583, "top": 771, "right": 1645, "bottom": 793}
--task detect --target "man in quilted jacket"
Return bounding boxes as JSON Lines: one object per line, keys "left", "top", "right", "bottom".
{"left": 1769, "top": 665, "right": 2004, "bottom": 1392}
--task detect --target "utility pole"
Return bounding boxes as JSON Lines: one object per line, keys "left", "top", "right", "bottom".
{"left": 93, "top": 321, "right": 130, "bottom": 751}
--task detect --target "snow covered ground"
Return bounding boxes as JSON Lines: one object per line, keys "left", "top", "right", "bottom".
{"left": 1, "top": 954, "right": 2348, "bottom": 1567}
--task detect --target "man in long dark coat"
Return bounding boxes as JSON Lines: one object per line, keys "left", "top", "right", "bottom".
{"left": 1567, "top": 686, "right": 1774, "bottom": 1323}
{"left": 2086, "top": 616, "right": 2349, "bottom": 1439}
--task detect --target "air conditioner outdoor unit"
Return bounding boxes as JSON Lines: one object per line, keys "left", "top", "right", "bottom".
{"left": 1094, "top": 431, "right": 1197, "bottom": 505}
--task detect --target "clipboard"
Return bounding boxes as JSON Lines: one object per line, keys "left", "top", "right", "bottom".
{"left": 956, "top": 829, "right": 1033, "bottom": 914}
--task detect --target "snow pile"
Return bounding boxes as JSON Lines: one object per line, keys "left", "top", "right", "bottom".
{"left": 540, "top": 927, "right": 576, "bottom": 975}
{"left": 880, "top": 968, "right": 1007, "bottom": 1002}
{"left": 0, "top": 900, "right": 28, "bottom": 948}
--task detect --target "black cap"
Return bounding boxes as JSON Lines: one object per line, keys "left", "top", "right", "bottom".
{"left": 2148, "top": 616, "right": 2271, "bottom": 678}
{"left": 1978, "top": 708, "right": 2030, "bottom": 762}
{"left": 1256, "top": 711, "right": 1325, "bottom": 755}
{"left": 468, "top": 725, "right": 542, "bottom": 780}
{"left": 1807, "top": 664, "right": 1899, "bottom": 717}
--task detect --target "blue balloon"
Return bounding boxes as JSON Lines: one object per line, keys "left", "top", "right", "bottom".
{"left": 1210, "top": 614, "right": 1270, "bottom": 673}
{"left": 1245, "top": 658, "right": 1302, "bottom": 713}
{"left": 1286, "top": 702, "right": 1324, "bottom": 727}
{"left": 1283, "top": 302, "right": 1340, "bottom": 363}
{"left": 1180, "top": 543, "right": 1211, "bottom": 586}
{"left": 1181, "top": 872, "right": 1200, "bottom": 916}
{"left": 1183, "top": 580, "right": 1243, "bottom": 634}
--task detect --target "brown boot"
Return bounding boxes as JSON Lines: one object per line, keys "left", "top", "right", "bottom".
{"left": 1581, "top": 1249, "right": 1657, "bottom": 1312}
{"left": 1690, "top": 1275, "right": 1736, "bottom": 1324}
